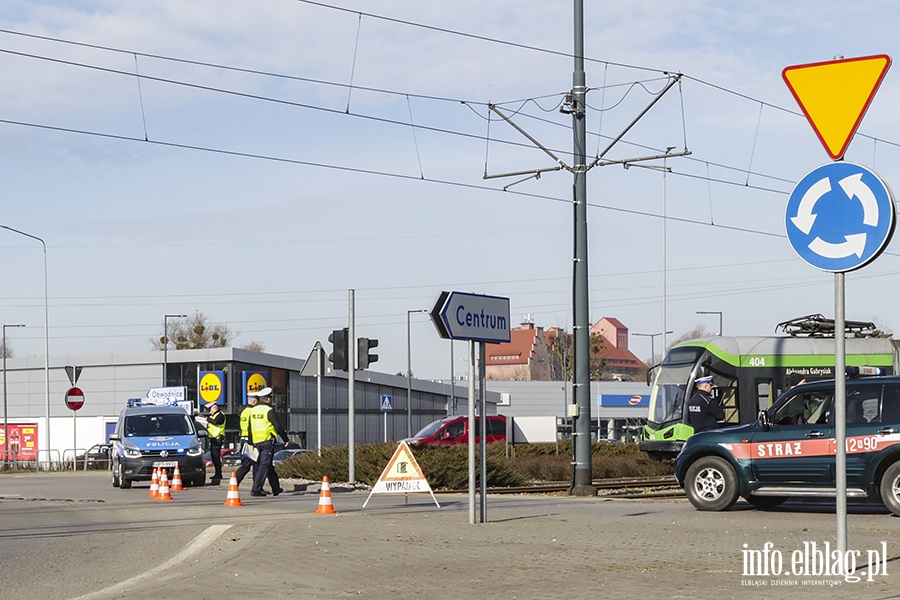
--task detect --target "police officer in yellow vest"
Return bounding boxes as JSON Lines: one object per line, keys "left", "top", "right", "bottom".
{"left": 235, "top": 394, "right": 259, "bottom": 487}
{"left": 247, "top": 387, "right": 288, "bottom": 497}
{"left": 205, "top": 401, "right": 227, "bottom": 483}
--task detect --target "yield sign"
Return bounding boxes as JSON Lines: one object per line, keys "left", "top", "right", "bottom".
{"left": 782, "top": 54, "right": 891, "bottom": 160}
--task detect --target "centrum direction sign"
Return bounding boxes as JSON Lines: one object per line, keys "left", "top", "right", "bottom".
{"left": 430, "top": 291, "right": 511, "bottom": 343}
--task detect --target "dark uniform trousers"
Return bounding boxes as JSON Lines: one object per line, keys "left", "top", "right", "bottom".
{"left": 251, "top": 439, "right": 282, "bottom": 494}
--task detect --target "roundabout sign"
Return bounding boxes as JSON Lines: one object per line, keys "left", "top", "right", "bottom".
{"left": 785, "top": 162, "right": 895, "bottom": 273}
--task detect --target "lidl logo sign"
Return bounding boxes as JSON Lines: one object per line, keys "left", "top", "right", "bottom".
{"left": 199, "top": 371, "right": 225, "bottom": 404}
{"left": 242, "top": 371, "right": 269, "bottom": 404}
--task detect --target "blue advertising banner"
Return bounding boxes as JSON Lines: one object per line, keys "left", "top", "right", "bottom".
{"left": 600, "top": 394, "right": 649, "bottom": 407}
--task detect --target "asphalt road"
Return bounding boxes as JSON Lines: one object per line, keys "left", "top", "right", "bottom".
{"left": 2, "top": 471, "right": 900, "bottom": 599}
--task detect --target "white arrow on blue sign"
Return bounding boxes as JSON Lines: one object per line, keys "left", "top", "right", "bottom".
{"left": 785, "top": 162, "right": 895, "bottom": 273}
{"left": 430, "top": 291, "right": 511, "bottom": 343}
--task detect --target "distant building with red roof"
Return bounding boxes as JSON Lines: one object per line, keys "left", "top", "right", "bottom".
{"left": 485, "top": 315, "right": 552, "bottom": 381}
{"left": 485, "top": 315, "right": 644, "bottom": 381}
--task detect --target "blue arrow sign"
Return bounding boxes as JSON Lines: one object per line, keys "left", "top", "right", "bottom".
{"left": 380, "top": 395, "right": 392, "bottom": 412}
{"left": 785, "top": 162, "right": 895, "bottom": 272}
{"left": 432, "top": 291, "right": 511, "bottom": 343}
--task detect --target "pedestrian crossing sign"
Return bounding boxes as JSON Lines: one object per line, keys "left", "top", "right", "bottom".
{"left": 380, "top": 395, "right": 392, "bottom": 411}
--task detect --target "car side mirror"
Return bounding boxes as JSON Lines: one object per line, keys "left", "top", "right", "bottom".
{"left": 757, "top": 410, "right": 771, "bottom": 430}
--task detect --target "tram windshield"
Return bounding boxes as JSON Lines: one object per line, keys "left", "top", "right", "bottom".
{"left": 648, "top": 346, "right": 704, "bottom": 427}
{"left": 648, "top": 363, "right": 694, "bottom": 426}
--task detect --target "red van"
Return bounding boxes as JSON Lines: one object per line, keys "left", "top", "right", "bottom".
{"left": 405, "top": 415, "right": 507, "bottom": 445}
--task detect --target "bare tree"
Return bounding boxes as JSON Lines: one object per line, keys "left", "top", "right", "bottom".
{"left": 666, "top": 324, "right": 715, "bottom": 353}
{"left": 0, "top": 341, "right": 12, "bottom": 359}
{"left": 240, "top": 340, "right": 266, "bottom": 352}
{"left": 546, "top": 327, "right": 608, "bottom": 381}
{"left": 150, "top": 312, "right": 235, "bottom": 350}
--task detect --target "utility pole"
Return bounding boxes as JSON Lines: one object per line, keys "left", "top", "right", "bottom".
{"left": 484, "top": 1, "right": 689, "bottom": 497}
{"left": 569, "top": 0, "right": 594, "bottom": 497}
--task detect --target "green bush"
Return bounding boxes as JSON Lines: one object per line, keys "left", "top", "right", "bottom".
{"left": 277, "top": 441, "right": 672, "bottom": 489}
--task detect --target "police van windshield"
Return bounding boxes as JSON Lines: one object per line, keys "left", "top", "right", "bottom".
{"left": 125, "top": 414, "right": 194, "bottom": 437}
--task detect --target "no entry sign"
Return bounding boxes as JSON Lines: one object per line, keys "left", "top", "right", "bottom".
{"left": 65, "top": 387, "right": 85, "bottom": 411}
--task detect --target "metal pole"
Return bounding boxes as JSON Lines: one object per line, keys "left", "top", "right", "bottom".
{"left": 835, "top": 273, "right": 847, "bottom": 554}
{"left": 407, "top": 310, "right": 412, "bottom": 438}
{"left": 569, "top": 0, "right": 595, "bottom": 496}
{"left": 406, "top": 309, "right": 427, "bottom": 437}
{"left": 634, "top": 331, "right": 673, "bottom": 364}
{"left": 450, "top": 342, "right": 455, "bottom": 415}
{"left": 1, "top": 226, "right": 50, "bottom": 468}
{"left": 479, "top": 342, "right": 487, "bottom": 523}
{"left": 468, "top": 340, "right": 476, "bottom": 524}
{"left": 164, "top": 317, "right": 168, "bottom": 385}
{"left": 316, "top": 344, "right": 323, "bottom": 457}
{"left": 3, "top": 325, "right": 24, "bottom": 467}
{"left": 696, "top": 311, "right": 723, "bottom": 336}
{"left": 348, "top": 289, "right": 355, "bottom": 486}
{"left": 2, "top": 328, "right": 5, "bottom": 467}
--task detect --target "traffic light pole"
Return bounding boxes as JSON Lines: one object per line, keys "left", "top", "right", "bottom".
{"left": 348, "top": 289, "right": 356, "bottom": 486}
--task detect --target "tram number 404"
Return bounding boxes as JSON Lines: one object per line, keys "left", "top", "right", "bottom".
{"left": 748, "top": 357, "right": 766, "bottom": 367}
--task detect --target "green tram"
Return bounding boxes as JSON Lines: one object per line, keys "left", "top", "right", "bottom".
{"left": 639, "top": 333, "right": 900, "bottom": 460}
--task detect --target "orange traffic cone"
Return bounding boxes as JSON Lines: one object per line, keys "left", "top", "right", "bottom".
{"left": 223, "top": 472, "right": 243, "bottom": 507}
{"left": 315, "top": 476, "right": 337, "bottom": 515}
{"left": 156, "top": 469, "right": 173, "bottom": 501}
{"left": 170, "top": 465, "right": 184, "bottom": 491}
{"left": 148, "top": 467, "right": 159, "bottom": 498}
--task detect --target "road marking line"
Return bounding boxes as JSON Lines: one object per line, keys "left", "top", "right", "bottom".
{"left": 69, "top": 524, "right": 232, "bottom": 600}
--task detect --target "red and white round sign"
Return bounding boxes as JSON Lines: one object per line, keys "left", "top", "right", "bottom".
{"left": 65, "top": 386, "right": 85, "bottom": 411}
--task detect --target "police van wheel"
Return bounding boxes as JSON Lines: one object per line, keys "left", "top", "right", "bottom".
{"left": 879, "top": 461, "right": 900, "bottom": 517}
{"left": 111, "top": 463, "right": 121, "bottom": 488}
{"left": 684, "top": 456, "right": 739, "bottom": 511}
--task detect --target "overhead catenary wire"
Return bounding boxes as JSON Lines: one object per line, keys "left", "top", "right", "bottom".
{"left": 1, "top": 20, "right": 899, "bottom": 286}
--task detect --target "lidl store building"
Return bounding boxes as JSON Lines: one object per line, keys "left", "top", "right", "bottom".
{"left": 0, "top": 347, "right": 648, "bottom": 464}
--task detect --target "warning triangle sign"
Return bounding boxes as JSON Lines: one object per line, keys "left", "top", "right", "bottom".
{"left": 362, "top": 441, "right": 440, "bottom": 508}
{"left": 379, "top": 441, "right": 427, "bottom": 481}
{"left": 783, "top": 54, "right": 891, "bottom": 159}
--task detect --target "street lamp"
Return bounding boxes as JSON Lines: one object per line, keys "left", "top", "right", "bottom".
{"left": 1, "top": 226, "right": 49, "bottom": 466}
{"left": 633, "top": 331, "right": 673, "bottom": 363}
{"left": 407, "top": 309, "right": 428, "bottom": 438}
{"left": 163, "top": 314, "right": 187, "bottom": 385}
{"left": 3, "top": 324, "right": 25, "bottom": 466}
{"left": 696, "top": 311, "right": 723, "bottom": 336}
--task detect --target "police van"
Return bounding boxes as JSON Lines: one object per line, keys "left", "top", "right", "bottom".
{"left": 675, "top": 371, "right": 900, "bottom": 515}
{"left": 109, "top": 398, "right": 207, "bottom": 489}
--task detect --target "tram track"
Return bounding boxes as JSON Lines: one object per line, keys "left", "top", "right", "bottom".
{"left": 436, "top": 475, "right": 685, "bottom": 498}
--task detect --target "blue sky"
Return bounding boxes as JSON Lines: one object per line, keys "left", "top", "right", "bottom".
{"left": 3, "top": 0, "right": 900, "bottom": 381}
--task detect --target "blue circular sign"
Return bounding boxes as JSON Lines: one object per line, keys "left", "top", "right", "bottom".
{"left": 785, "top": 162, "right": 895, "bottom": 272}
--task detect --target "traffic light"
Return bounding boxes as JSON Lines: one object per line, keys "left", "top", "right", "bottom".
{"left": 328, "top": 328, "right": 349, "bottom": 371}
{"left": 357, "top": 337, "right": 379, "bottom": 370}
